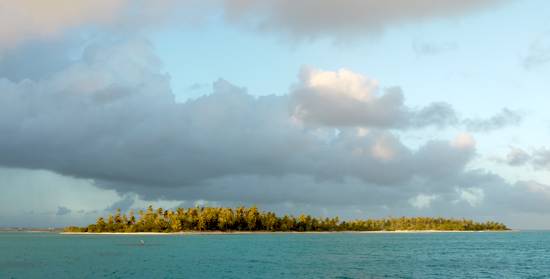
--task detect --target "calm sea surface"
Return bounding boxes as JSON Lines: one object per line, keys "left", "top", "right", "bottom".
{"left": 1, "top": 231, "right": 550, "bottom": 278}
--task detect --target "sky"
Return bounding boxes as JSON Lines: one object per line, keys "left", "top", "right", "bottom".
{"left": 1, "top": 0, "right": 550, "bottom": 229}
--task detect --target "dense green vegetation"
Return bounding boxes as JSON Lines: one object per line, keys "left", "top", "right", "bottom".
{"left": 65, "top": 206, "right": 509, "bottom": 233}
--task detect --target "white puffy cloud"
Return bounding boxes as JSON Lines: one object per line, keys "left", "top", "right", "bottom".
{"left": 452, "top": 133, "right": 476, "bottom": 150}
{"left": 290, "top": 68, "right": 519, "bottom": 132}
{"left": 290, "top": 67, "right": 458, "bottom": 128}
{"left": 409, "top": 194, "right": 438, "bottom": 209}
{"left": 456, "top": 187, "right": 485, "bottom": 207}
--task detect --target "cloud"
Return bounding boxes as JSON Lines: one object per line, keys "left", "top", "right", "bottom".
{"left": 428, "top": 172, "right": 550, "bottom": 217}
{"left": 1, "top": 1, "right": 549, "bottom": 229}
{"left": 223, "top": 0, "right": 507, "bottom": 40}
{"left": 532, "top": 148, "right": 550, "bottom": 169}
{"left": 496, "top": 147, "right": 550, "bottom": 168}
{"left": 456, "top": 187, "right": 484, "bottom": 207}
{"left": 290, "top": 67, "right": 458, "bottom": 128}
{"left": 105, "top": 195, "right": 136, "bottom": 212}
{"left": 464, "top": 108, "right": 522, "bottom": 132}
{"left": 412, "top": 40, "right": 459, "bottom": 56}
{"left": 0, "top": 0, "right": 508, "bottom": 49}
{"left": 0, "top": 0, "right": 126, "bottom": 49}
{"left": 9, "top": 165, "right": 550, "bottom": 229}
{"left": 290, "top": 68, "right": 518, "bottom": 132}
{"left": 499, "top": 180, "right": 550, "bottom": 215}
{"left": 0, "top": 38, "right": 79, "bottom": 82}
{"left": 0, "top": 0, "right": 212, "bottom": 50}
{"left": 0, "top": 39, "right": 479, "bottom": 201}
{"left": 409, "top": 194, "right": 438, "bottom": 209}
{"left": 104, "top": 169, "right": 550, "bottom": 229}
{"left": 0, "top": 166, "right": 121, "bottom": 227}
{"left": 503, "top": 147, "right": 531, "bottom": 166}
{"left": 523, "top": 31, "right": 550, "bottom": 70}
{"left": 56, "top": 206, "right": 71, "bottom": 216}
{"left": 2, "top": 37, "right": 548, "bottom": 229}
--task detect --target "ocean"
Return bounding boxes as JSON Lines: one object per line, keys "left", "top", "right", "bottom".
{"left": 1, "top": 231, "right": 549, "bottom": 278}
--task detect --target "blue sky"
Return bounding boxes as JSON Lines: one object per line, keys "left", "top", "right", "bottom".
{"left": 2, "top": 0, "right": 550, "bottom": 229}
{"left": 155, "top": 0, "right": 547, "bottom": 108}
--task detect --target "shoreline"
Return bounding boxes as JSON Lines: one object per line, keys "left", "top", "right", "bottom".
{"left": 61, "top": 230, "right": 514, "bottom": 235}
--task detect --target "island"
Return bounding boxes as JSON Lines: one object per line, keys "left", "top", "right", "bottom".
{"left": 64, "top": 206, "right": 509, "bottom": 233}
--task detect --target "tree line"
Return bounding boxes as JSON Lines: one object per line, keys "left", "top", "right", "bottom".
{"left": 65, "top": 206, "right": 509, "bottom": 233}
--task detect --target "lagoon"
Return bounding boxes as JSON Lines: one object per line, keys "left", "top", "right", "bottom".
{"left": 1, "top": 231, "right": 549, "bottom": 278}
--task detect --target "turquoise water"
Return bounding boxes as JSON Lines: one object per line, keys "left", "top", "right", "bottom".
{"left": 1, "top": 232, "right": 550, "bottom": 278}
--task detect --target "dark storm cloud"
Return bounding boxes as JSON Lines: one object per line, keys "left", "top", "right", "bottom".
{"left": 401, "top": 172, "right": 550, "bottom": 225}
{"left": 0, "top": 39, "right": 479, "bottom": 201}
{"left": 110, "top": 169, "right": 550, "bottom": 228}
{"left": 105, "top": 195, "right": 136, "bottom": 212}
